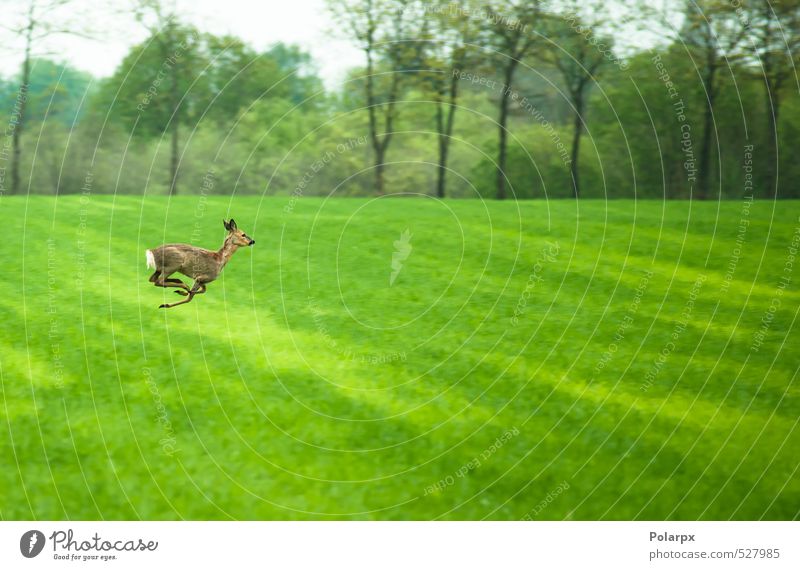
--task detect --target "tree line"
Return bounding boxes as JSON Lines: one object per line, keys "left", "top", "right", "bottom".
{"left": 1, "top": 0, "right": 799, "bottom": 200}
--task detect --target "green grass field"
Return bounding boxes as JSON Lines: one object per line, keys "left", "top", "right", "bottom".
{"left": 1, "top": 195, "right": 798, "bottom": 520}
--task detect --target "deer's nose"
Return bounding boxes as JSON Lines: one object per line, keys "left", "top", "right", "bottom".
{"left": 249, "top": 239, "right": 255, "bottom": 245}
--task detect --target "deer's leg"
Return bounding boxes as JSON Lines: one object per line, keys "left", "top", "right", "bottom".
{"left": 163, "top": 278, "right": 190, "bottom": 291}
{"left": 153, "top": 272, "right": 191, "bottom": 293}
{"left": 174, "top": 282, "right": 206, "bottom": 296}
{"left": 159, "top": 281, "right": 204, "bottom": 309}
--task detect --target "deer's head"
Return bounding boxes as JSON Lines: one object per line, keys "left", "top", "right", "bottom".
{"left": 223, "top": 219, "right": 255, "bottom": 246}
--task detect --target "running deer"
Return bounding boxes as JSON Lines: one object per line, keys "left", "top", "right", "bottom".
{"left": 145, "top": 219, "right": 255, "bottom": 309}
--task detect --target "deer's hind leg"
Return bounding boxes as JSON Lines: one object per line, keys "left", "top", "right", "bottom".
{"left": 160, "top": 280, "right": 205, "bottom": 309}
{"left": 174, "top": 282, "right": 206, "bottom": 296}
{"left": 152, "top": 268, "right": 191, "bottom": 293}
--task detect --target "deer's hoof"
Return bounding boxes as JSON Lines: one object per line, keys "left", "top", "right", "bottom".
{"left": 158, "top": 304, "right": 169, "bottom": 309}
{"left": 174, "top": 290, "right": 189, "bottom": 296}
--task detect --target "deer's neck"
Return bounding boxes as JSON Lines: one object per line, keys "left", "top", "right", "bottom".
{"left": 217, "top": 237, "right": 240, "bottom": 268}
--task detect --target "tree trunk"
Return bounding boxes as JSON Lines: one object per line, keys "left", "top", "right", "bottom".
{"left": 697, "top": 99, "right": 714, "bottom": 200}
{"left": 169, "top": 120, "right": 179, "bottom": 195}
{"left": 772, "top": 100, "right": 780, "bottom": 195}
{"left": 496, "top": 63, "right": 516, "bottom": 201}
{"left": 435, "top": 72, "right": 460, "bottom": 199}
{"left": 436, "top": 136, "right": 450, "bottom": 199}
{"left": 759, "top": 16, "right": 779, "bottom": 199}
{"left": 696, "top": 63, "right": 717, "bottom": 201}
{"left": 166, "top": 32, "right": 180, "bottom": 196}
{"left": 570, "top": 91, "right": 584, "bottom": 199}
{"left": 764, "top": 86, "right": 779, "bottom": 198}
{"left": 10, "top": 39, "right": 32, "bottom": 195}
{"left": 364, "top": 43, "right": 388, "bottom": 196}
{"left": 435, "top": 96, "right": 446, "bottom": 198}
{"left": 374, "top": 143, "right": 385, "bottom": 195}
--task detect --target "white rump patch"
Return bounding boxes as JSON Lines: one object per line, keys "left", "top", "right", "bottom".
{"left": 145, "top": 249, "right": 156, "bottom": 269}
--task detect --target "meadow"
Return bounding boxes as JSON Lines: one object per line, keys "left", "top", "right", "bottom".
{"left": 0, "top": 195, "right": 798, "bottom": 520}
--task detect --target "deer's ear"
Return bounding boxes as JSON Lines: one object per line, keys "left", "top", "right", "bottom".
{"left": 229, "top": 219, "right": 238, "bottom": 231}
{"left": 223, "top": 219, "right": 231, "bottom": 231}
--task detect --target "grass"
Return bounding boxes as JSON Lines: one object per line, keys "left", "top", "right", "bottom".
{"left": 0, "top": 194, "right": 798, "bottom": 520}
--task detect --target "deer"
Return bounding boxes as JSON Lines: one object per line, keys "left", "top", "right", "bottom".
{"left": 145, "top": 219, "right": 255, "bottom": 309}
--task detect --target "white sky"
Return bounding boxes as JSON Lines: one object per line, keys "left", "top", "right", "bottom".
{"left": 0, "top": 0, "right": 364, "bottom": 88}
{"left": 0, "top": 0, "right": 664, "bottom": 88}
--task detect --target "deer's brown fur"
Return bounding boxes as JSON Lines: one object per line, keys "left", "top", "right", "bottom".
{"left": 146, "top": 218, "right": 254, "bottom": 309}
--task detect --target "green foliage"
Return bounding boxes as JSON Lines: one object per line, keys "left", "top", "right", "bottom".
{"left": 264, "top": 43, "right": 324, "bottom": 104}
{"left": 95, "top": 22, "right": 206, "bottom": 137}
{"left": 0, "top": 59, "right": 93, "bottom": 126}
{"left": 590, "top": 47, "right": 798, "bottom": 199}
{"left": 469, "top": 123, "right": 578, "bottom": 199}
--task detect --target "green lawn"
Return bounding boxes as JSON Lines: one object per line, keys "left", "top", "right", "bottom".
{"left": 1, "top": 195, "right": 798, "bottom": 520}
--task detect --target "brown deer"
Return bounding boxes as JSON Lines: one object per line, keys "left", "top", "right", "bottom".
{"left": 145, "top": 219, "right": 255, "bottom": 309}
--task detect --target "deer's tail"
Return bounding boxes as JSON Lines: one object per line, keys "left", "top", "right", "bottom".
{"left": 145, "top": 249, "right": 156, "bottom": 270}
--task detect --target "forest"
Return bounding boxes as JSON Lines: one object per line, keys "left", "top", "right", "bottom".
{"left": 1, "top": 0, "right": 799, "bottom": 200}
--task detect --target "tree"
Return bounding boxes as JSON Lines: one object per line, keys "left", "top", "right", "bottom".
{"left": 198, "top": 37, "right": 304, "bottom": 124}
{"left": 0, "top": 0, "right": 92, "bottom": 195}
{"left": 328, "top": 0, "right": 420, "bottom": 195}
{"left": 99, "top": 21, "right": 203, "bottom": 194}
{"left": 423, "top": 1, "right": 479, "bottom": 198}
{"left": 130, "top": 0, "right": 205, "bottom": 195}
{"left": 265, "top": 44, "right": 325, "bottom": 105}
{"left": 680, "top": 1, "right": 747, "bottom": 199}
{"left": 739, "top": 0, "right": 800, "bottom": 197}
{"left": 0, "top": 59, "right": 92, "bottom": 126}
{"left": 482, "top": 0, "right": 543, "bottom": 200}
{"left": 102, "top": 29, "right": 302, "bottom": 193}
{"left": 539, "top": 2, "right": 616, "bottom": 198}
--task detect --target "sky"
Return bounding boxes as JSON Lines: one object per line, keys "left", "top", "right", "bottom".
{"left": 0, "top": 0, "right": 364, "bottom": 88}
{"left": 0, "top": 0, "right": 666, "bottom": 89}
